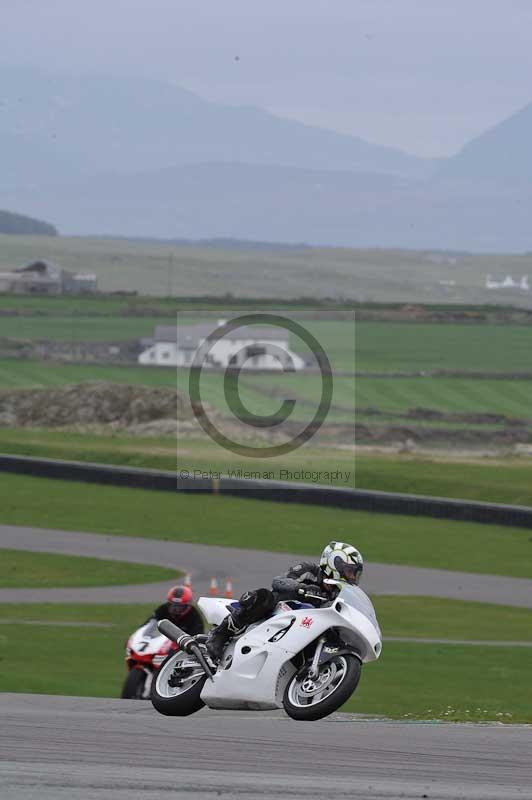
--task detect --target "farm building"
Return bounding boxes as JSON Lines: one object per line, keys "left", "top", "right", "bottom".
{"left": 0, "top": 260, "right": 97, "bottom": 295}
{"left": 485, "top": 274, "right": 529, "bottom": 291}
{"left": 139, "top": 321, "right": 307, "bottom": 371}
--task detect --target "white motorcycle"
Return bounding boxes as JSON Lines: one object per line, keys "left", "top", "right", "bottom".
{"left": 150, "top": 583, "right": 382, "bottom": 721}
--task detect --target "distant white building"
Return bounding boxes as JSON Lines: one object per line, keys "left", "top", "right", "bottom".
{"left": 0, "top": 260, "right": 97, "bottom": 295}
{"left": 485, "top": 274, "right": 529, "bottom": 291}
{"left": 139, "top": 320, "right": 307, "bottom": 370}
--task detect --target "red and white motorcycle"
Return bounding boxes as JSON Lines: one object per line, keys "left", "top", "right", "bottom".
{"left": 122, "top": 618, "right": 177, "bottom": 699}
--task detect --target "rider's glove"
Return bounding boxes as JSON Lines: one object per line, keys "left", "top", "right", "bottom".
{"left": 297, "top": 585, "right": 328, "bottom": 601}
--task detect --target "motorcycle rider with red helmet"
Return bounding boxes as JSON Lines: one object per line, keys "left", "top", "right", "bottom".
{"left": 147, "top": 585, "right": 204, "bottom": 635}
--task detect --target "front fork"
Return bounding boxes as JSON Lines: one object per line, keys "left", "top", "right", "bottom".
{"left": 142, "top": 669, "right": 154, "bottom": 699}
{"left": 307, "top": 635, "right": 326, "bottom": 679}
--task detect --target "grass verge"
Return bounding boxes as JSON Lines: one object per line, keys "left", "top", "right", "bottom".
{"left": 0, "top": 549, "right": 180, "bottom": 588}
{"left": 1, "top": 473, "right": 532, "bottom": 578}
{"left": 374, "top": 596, "right": 532, "bottom": 642}
{"left": 0, "top": 604, "right": 149, "bottom": 698}
{"left": 343, "top": 642, "right": 532, "bottom": 722}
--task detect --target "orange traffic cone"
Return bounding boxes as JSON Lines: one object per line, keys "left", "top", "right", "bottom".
{"left": 184, "top": 572, "right": 192, "bottom": 588}
{"left": 224, "top": 578, "right": 233, "bottom": 599}
{"left": 208, "top": 577, "right": 219, "bottom": 596}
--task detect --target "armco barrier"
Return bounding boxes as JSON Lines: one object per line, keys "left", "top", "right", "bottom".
{"left": 1, "top": 453, "right": 532, "bottom": 530}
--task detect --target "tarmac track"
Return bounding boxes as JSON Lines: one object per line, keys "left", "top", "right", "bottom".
{"left": 1, "top": 694, "right": 531, "bottom": 800}
{"left": 2, "top": 524, "right": 532, "bottom": 607}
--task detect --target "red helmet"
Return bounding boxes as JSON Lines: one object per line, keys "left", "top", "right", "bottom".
{"left": 166, "top": 585, "right": 193, "bottom": 621}
{"left": 167, "top": 585, "right": 193, "bottom": 606}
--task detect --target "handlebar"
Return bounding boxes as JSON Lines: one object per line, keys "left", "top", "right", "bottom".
{"left": 297, "top": 588, "right": 328, "bottom": 603}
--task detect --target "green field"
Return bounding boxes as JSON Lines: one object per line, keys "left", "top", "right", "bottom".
{"left": 3, "top": 313, "right": 532, "bottom": 446}
{"left": 357, "top": 376, "right": 532, "bottom": 416}
{"left": 237, "top": 372, "right": 532, "bottom": 420}
{"left": 2, "top": 359, "right": 532, "bottom": 426}
{"left": 355, "top": 322, "right": 532, "bottom": 373}
{"left": 1, "top": 473, "right": 532, "bottom": 578}
{"left": 0, "top": 548, "right": 179, "bottom": 588}
{"left": 3, "top": 233, "right": 532, "bottom": 307}
{"left": 0, "top": 601, "right": 530, "bottom": 721}
{"left": 0, "top": 359, "right": 177, "bottom": 389}
{"left": 3, "top": 428, "right": 532, "bottom": 505}
{"left": 0, "top": 291, "right": 529, "bottom": 320}
{"left": 4, "top": 316, "right": 532, "bottom": 374}
{"left": 186, "top": 369, "right": 532, "bottom": 424}
{"left": 0, "top": 316, "right": 177, "bottom": 341}
{"left": 0, "top": 294, "right": 198, "bottom": 315}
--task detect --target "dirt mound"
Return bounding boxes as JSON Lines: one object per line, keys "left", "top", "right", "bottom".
{"left": 354, "top": 423, "right": 532, "bottom": 448}
{"left": 0, "top": 382, "right": 194, "bottom": 428}
{"left": 0, "top": 382, "right": 282, "bottom": 443}
{"left": 357, "top": 405, "right": 532, "bottom": 427}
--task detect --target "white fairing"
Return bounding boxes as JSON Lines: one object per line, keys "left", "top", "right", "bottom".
{"left": 198, "top": 585, "right": 382, "bottom": 711}
{"left": 129, "top": 620, "right": 169, "bottom": 656}
{"left": 198, "top": 597, "right": 235, "bottom": 626}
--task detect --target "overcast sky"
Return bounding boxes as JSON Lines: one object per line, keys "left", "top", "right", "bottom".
{"left": 1, "top": 0, "right": 531, "bottom": 157}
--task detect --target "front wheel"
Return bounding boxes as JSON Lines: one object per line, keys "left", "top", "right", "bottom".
{"left": 121, "top": 668, "right": 147, "bottom": 699}
{"left": 283, "top": 654, "right": 362, "bottom": 721}
{"left": 150, "top": 650, "right": 206, "bottom": 716}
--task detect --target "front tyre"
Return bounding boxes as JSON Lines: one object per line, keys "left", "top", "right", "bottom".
{"left": 121, "top": 668, "right": 147, "bottom": 699}
{"left": 150, "top": 650, "right": 206, "bottom": 716}
{"left": 283, "top": 654, "right": 361, "bottom": 721}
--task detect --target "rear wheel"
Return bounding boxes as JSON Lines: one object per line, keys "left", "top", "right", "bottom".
{"left": 150, "top": 650, "right": 206, "bottom": 716}
{"left": 283, "top": 654, "right": 361, "bottom": 721}
{"left": 121, "top": 668, "right": 147, "bottom": 699}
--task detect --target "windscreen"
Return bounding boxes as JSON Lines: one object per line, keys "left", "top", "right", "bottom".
{"left": 338, "top": 585, "right": 381, "bottom": 636}
{"left": 142, "top": 619, "right": 160, "bottom": 639}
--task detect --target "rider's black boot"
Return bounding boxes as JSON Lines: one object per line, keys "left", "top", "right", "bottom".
{"left": 206, "top": 613, "right": 246, "bottom": 662}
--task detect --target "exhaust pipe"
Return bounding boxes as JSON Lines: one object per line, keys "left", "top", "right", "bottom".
{"left": 157, "top": 619, "right": 214, "bottom": 681}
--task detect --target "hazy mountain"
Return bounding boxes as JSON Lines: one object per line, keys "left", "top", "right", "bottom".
{"left": 0, "top": 65, "right": 435, "bottom": 182}
{"left": 2, "top": 64, "right": 532, "bottom": 251}
{"left": 0, "top": 208, "right": 57, "bottom": 235}
{"left": 7, "top": 162, "right": 532, "bottom": 251}
{"left": 0, "top": 163, "right": 410, "bottom": 242}
{"left": 437, "top": 101, "right": 532, "bottom": 180}
{"left": 0, "top": 130, "right": 82, "bottom": 191}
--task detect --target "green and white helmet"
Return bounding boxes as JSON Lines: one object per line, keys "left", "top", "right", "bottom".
{"left": 320, "top": 541, "right": 364, "bottom": 585}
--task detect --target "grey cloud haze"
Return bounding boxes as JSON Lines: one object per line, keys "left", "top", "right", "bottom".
{"left": 1, "top": 0, "right": 532, "bottom": 155}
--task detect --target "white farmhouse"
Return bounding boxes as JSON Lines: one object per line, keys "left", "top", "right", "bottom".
{"left": 139, "top": 320, "right": 307, "bottom": 371}
{"left": 485, "top": 274, "right": 529, "bottom": 291}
